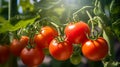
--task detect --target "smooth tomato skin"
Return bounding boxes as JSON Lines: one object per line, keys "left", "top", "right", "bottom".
{"left": 20, "top": 47, "right": 45, "bottom": 66}
{"left": 10, "top": 39, "right": 25, "bottom": 56}
{"left": 65, "top": 21, "right": 90, "bottom": 44}
{"left": 82, "top": 37, "right": 108, "bottom": 61}
{"left": 34, "top": 26, "right": 58, "bottom": 49}
{"left": 0, "top": 45, "right": 10, "bottom": 64}
{"left": 49, "top": 39, "right": 73, "bottom": 61}
{"left": 10, "top": 36, "right": 29, "bottom": 56}
{"left": 20, "top": 36, "right": 29, "bottom": 46}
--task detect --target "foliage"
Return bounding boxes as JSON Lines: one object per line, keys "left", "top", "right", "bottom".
{"left": 0, "top": 0, "right": 120, "bottom": 67}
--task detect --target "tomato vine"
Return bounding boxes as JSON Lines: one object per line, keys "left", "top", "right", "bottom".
{"left": 0, "top": 0, "right": 120, "bottom": 67}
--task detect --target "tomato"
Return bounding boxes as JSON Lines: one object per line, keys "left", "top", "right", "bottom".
{"left": 34, "top": 26, "right": 58, "bottom": 49}
{"left": 10, "top": 39, "right": 25, "bottom": 56}
{"left": 20, "top": 47, "right": 45, "bottom": 66}
{"left": 0, "top": 45, "right": 10, "bottom": 64}
{"left": 49, "top": 39, "right": 73, "bottom": 61}
{"left": 82, "top": 37, "right": 108, "bottom": 61}
{"left": 70, "top": 53, "right": 81, "bottom": 65}
{"left": 10, "top": 36, "right": 29, "bottom": 56}
{"left": 20, "top": 36, "right": 29, "bottom": 46}
{"left": 64, "top": 21, "right": 90, "bottom": 44}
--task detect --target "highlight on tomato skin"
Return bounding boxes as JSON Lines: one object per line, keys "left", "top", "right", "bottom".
{"left": 34, "top": 26, "right": 58, "bottom": 49}
{"left": 64, "top": 21, "right": 90, "bottom": 44}
{"left": 82, "top": 37, "right": 109, "bottom": 61}
{"left": 49, "top": 39, "right": 73, "bottom": 61}
{"left": 20, "top": 36, "right": 29, "bottom": 46}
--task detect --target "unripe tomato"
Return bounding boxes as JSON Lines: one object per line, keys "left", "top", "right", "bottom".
{"left": 70, "top": 53, "right": 81, "bottom": 65}
{"left": 34, "top": 26, "right": 58, "bottom": 49}
{"left": 20, "top": 47, "right": 45, "bottom": 66}
{"left": 65, "top": 21, "right": 90, "bottom": 44}
{"left": 0, "top": 45, "right": 10, "bottom": 64}
{"left": 82, "top": 37, "right": 108, "bottom": 61}
{"left": 49, "top": 39, "right": 73, "bottom": 61}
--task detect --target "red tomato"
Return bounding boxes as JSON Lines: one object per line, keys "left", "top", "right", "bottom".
{"left": 34, "top": 26, "right": 58, "bottom": 49}
{"left": 82, "top": 37, "right": 108, "bottom": 61}
{"left": 10, "top": 36, "right": 29, "bottom": 56}
{"left": 20, "top": 47, "right": 45, "bottom": 66}
{"left": 49, "top": 39, "right": 73, "bottom": 61}
{"left": 10, "top": 39, "right": 25, "bottom": 56}
{"left": 0, "top": 45, "right": 10, "bottom": 64}
{"left": 20, "top": 36, "right": 29, "bottom": 46}
{"left": 64, "top": 21, "right": 90, "bottom": 44}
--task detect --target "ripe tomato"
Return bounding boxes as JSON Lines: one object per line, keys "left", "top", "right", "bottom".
{"left": 49, "top": 39, "right": 73, "bottom": 61}
{"left": 64, "top": 21, "right": 90, "bottom": 44}
{"left": 34, "top": 26, "right": 58, "bottom": 49}
{"left": 20, "top": 36, "right": 29, "bottom": 46}
{"left": 20, "top": 47, "right": 45, "bottom": 66}
{"left": 10, "top": 36, "right": 29, "bottom": 56}
{"left": 10, "top": 39, "right": 26, "bottom": 56}
{"left": 0, "top": 45, "right": 10, "bottom": 64}
{"left": 82, "top": 37, "right": 108, "bottom": 61}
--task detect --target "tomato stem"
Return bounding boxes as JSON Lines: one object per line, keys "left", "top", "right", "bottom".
{"left": 86, "top": 10, "right": 96, "bottom": 39}
{"left": 73, "top": 6, "right": 92, "bottom": 22}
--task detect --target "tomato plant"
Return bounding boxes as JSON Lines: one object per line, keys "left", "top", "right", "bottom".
{"left": 82, "top": 37, "right": 108, "bottom": 61}
{"left": 64, "top": 21, "right": 90, "bottom": 44}
{"left": 20, "top": 47, "right": 45, "bottom": 66}
{"left": 49, "top": 39, "right": 73, "bottom": 61}
{"left": 0, "top": 0, "right": 120, "bottom": 67}
{"left": 0, "top": 45, "right": 10, "bottom": 64}
{"left": 34, "top": 26, "right": 58, "bottom": 49}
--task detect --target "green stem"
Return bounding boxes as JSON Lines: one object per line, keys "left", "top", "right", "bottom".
{"left": 50, "top": 22, "right": 64, "bottom": 41}
{"left": 8, "top": 0, "right": 11, "bottom": 20}
{"left": 86, "top": 10, "right": 95, "bottom": 38}
{"left": 73, "top": 6, "right": 92, "bottom": 22}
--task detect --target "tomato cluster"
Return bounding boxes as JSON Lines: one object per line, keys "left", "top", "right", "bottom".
{"left": 65, "top": 21, "right": 108, "bottom": 61}
{"left": 0, "top": 21, "right": 109, "bottom": 66}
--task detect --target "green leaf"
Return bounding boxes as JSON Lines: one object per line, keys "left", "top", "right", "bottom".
{"left": 19, "top": 0, "right": 34, "bottom": 12}
{"left": 0, "top": 22, "right": 13, "bottom": 33}
{"left": 9, "top": 18, "right": 36, "bottom": 31}
{"left": 104, "top": 61, "right": 119, "bottom": 67}
{"left": 53, "top": 7, "right": 65, "bottom": 16}
{"left": 93, "top": 1, "right": 104, "bottom": 16}
{"left": 112, "top": 19, "right": 120, "bottom": 41}
{"left": 110, "top": 0, "right": 120, "bottom": 14}
{"left": 0, "top": 16, "right": 8, "bottom": 23}
{"left": 103, "top": 27, "right": 115, "bottom": 60}
{"left": 0, "top": 17, "right": 37, "bottom": 33}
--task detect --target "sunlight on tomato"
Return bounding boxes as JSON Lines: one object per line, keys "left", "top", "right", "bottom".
{"left": 34, "top": 26, "right": 58, "bottom": 49}
{"left": 20, "top": 47, "right": 45, "bottom": 66}
{"left": 49, "top": 39, "right": 73, "bottom": 61}
{"left": 82, "top": 37, "right": 108, "bottom": 61}
{"left": 65, "top": 21, "right": 90, "bottom": 44}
